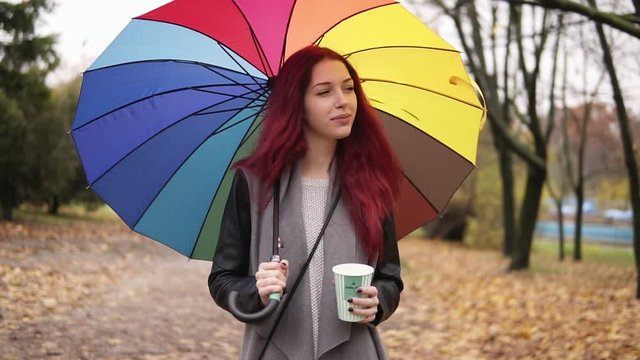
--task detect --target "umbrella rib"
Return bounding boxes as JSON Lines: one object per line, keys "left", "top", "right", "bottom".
{"left": 400, "top": 172, "right": 440, "bottom": 216}
{"left": 312, "top": 2, "right": 397, "bottom": 46}
{"left": 85, "top": 88, "right": 268, "bottom": 188}
{"left": 217, "top": 41, "right": 267, "bottom": 88}
{"left": 131, "top": 105, "right": 264, "bottom": 232}
{"left": 192, "top": 88, "right": 264, "bottom": 101}
{"left": 99, "top": 17, "right": 270, "bottom": 81}
{"left": 238, "top": 112, "right": 265, "bottom": 148}
{"left": 74, "top": 80, "right": 266, "bottom": 132}
{"left": 278, "top": 0, "right": 299, "bottom": 70}
{"left": 402, "top": 161, "right": 476, "bottom": 221}
{"left": 237, "top": 98, "right": 268, "bottom": 147}
{"left": 341, "top": 45, "right": 461, "bottom": 58}
{"left": 230, "top": 0, "right": 274, "bottom": 77}
{"left": 376, "top": 108, "right": 477, "bottom": 170}
{"left": 211, "top": 95, "right": 268, "bottom": 135}
{"left": 197, "top": 103, "right": 265, "bottom": 116}
{"left": 239, "top": 118, "right": 263, "bottom": 148}
{"left": 83, "top": 57, "right": 263, "bottom": 81}
{"left": 189, "top": 99, "right": 270, "bottom": 259}
{"left": 197, "top": 62, "right": 268, "bottom": 93}
{"left": 361, "top": 78, "right": 485, "bottom": 112}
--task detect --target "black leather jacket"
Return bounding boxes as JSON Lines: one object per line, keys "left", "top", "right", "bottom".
{"left": 208, "top": 170, "right": 403, "bottom": 325}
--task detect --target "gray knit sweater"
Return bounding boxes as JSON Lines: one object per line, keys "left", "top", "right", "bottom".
{"left": 301, "top": 177, "right": 329, "bottom": 359}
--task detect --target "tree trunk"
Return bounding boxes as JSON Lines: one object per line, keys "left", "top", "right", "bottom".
{"left": 510, "top": 165, "right": 547, "bottom": 270}
{"left": 1, "top": 189, "right": 14, "bottom": 221}
{"left": 589, "top": 0, "right": 640, "bottom": 299}
{"left": 1, "top": 205, "right": 12, "bottom": 221}
{"left": 489, "top": 119, "right": 517, "bottom": 257}
{"left": 500, "top": 147, "right": 516, "bottom": 257}
{"left": 573, "top": 188, "right": 584, "bottom": 261}
{"left": 48, "top": 195, "right": 60, "bottom": 215}
{"left": 555, "top": 200, "right": 565, "bottom": 261}
{"left": 572, "top": 95, "right": 592, "bottom": 262}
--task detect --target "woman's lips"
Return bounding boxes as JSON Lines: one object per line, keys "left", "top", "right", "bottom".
{"left": 331, "top": 114, "right": 351, "bottom": 124}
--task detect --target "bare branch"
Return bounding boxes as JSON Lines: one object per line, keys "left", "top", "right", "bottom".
{"left": 544, "top": 14, "right": 564, "bottom": 143}
{"left": 502, "top": 0, "right": 640, "bottom": 39}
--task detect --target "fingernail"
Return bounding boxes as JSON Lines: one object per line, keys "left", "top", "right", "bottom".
{"left": 348, "top": 307, "right": 353, "bottom": 312}
{"left": 356, "top": 288, "right": 362, "bottom": 293}
{"left": 347, "top": 298, "right": 353, "bottom": 303}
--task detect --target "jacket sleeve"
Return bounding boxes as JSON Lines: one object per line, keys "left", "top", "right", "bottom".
{"left": 208, "top": 169, "right": 264, "bottom": 317}
{"left": 371, "top": 214, "right": 404, "bottom": 326}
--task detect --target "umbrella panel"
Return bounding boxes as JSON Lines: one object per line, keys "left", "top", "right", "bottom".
{"left": 134, "top": 103, "right": 264, "bottom": 256}
{"left": 191, "top": 113, "right": 265, "bottom": 260}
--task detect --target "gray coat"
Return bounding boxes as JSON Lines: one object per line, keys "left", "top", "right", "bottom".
{"left": 209, "top": 164, "right": 403, "bottom": 359}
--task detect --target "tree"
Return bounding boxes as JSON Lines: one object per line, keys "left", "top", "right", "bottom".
{"left": 586, "top": 0, "right": 640, "bottom": 299}
{"left": 506, "top": 0, "right": 640, "bottom": 39}
{"left": 0, "top": 0, "right": 58, "bottom": 220}
{"left": 25, "top": 78, "right": 82, "bottom": 214}
{"left": 421, "top": 0, "right": 562, "bottom": 270}
{"left": 0, "top": 90, "right": 26, "bottom": 220}
{"left": 556, "top": 23, "right": 607, "bottom": 261}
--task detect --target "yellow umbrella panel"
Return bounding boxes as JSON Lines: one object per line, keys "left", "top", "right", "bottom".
{"left": 315, "top": 3, "right": 486, "bottom": 238}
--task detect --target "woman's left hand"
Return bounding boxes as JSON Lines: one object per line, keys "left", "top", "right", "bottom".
{"left": 349, "top": 286, "right": 379, "bottom": 323}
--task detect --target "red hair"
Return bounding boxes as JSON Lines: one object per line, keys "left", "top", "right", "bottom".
{"left": 236, "top": 45, "right": 402, "bottom": 257}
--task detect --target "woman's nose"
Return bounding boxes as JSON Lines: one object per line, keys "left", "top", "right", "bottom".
{"left": 335, "top": 91, "right": 347, "bottom": 107}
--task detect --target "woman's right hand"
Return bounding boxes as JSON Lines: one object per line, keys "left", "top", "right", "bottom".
{"left": 255, "top": 259, "right": 289, "bottom": 305}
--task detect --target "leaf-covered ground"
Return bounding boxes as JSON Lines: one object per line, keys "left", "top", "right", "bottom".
{"left": 0, "top": 218, "right": 638, "bottom": 359}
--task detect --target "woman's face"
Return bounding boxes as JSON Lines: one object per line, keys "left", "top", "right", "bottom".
{"left": 303, "top": 59, "right": 357, "bottom": 143}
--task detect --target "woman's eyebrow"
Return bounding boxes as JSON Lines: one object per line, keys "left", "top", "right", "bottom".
{"left": 312, "top": 78, "right": 354, "bottom": 88}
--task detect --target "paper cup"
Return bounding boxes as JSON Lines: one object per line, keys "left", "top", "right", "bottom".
{"left": 332, "top": 263, "right": 374, "bottom": 322}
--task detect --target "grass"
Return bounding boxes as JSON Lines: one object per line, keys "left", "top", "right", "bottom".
{"left": 11, "top": 203, "right": 119, "bottom": 226}
{"left": 532, "top": 238, "right": 635, "bottom": 267}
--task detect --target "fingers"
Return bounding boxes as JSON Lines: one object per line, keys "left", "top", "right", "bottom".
{"left": 256, "top": 261, "right": 288, "bottom": 281}
{"left": 348, "top": 286, "right": 379, "bottom": 323}
{"left": 351, "top": 302, "right": 378, "bottom": 323}
{"left": 255, "top": 260, "right": 289, "bottom": 304}
{"left": 349, "top": 295, "right": 379, "bottom": 308}
{"left": 357, "top": 286, "right": 378, "bottom": 298}
{"left": 256, "top": 280, "right": 286, "bottom": 298}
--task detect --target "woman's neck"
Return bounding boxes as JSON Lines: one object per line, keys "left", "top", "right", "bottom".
{"left": 300, "top": 135, "right": 336, "bottom": 179}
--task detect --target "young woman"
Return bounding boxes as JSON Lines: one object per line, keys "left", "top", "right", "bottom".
{"left": 208, "top": 45, "right": 403, "bottom": 360}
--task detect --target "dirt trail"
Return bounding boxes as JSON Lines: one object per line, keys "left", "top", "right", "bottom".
{"left": 1, "top": 223, "right": 243, "bottom": 359}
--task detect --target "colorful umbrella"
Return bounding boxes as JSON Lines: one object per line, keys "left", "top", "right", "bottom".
{"left": 71, "top": 0, "right": 486, "bottom": 261}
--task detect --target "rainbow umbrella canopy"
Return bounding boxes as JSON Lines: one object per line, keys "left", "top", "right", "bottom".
{"left": 71, "top": 0, "right": 485, "bottom": 260}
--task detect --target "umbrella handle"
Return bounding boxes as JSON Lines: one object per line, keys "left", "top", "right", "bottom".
{"left": 228, "top": 290, "right": 280, "bottom": 323}
{"left": 227, "top": 255, "right": 282, "bottom": 323}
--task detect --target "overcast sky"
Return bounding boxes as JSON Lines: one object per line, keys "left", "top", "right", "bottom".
{"left": 42, "top": 0, "right": 172, "bottom": 85}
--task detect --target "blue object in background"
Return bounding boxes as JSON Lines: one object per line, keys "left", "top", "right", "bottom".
{"left": 536, "top": 221, "right": 633, "bottom": 245}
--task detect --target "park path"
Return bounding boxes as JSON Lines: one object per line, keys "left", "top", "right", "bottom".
{"left": 1, "top": 219, "right": 639, "bottom": 359}
{"left": 1, "top": 222, "right": 244, "bottom": 359}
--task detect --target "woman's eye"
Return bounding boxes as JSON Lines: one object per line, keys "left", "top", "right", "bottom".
{"left": 344, "top": 86, "right": 354, "bottom": 92}
{"left": 317, "top": 90, "right": 330, "bottom": 96}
